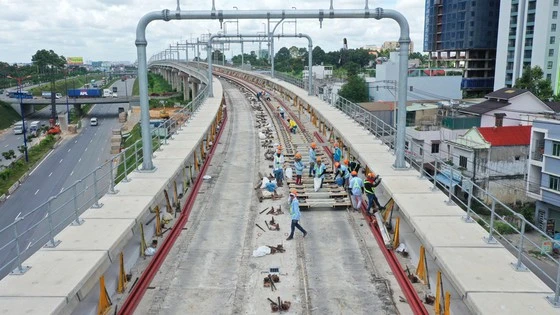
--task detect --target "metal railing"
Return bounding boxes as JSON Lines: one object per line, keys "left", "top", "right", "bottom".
{"left": 0, "top": 63, "right": 209, "bottom": 280}
{"left": 276, "top": 81, "right": 560, "bottom": 305}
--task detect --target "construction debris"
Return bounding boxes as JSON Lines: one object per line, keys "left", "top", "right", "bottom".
{"left": 266, "top": 205, "right": 284, "bottom": 215}
{"left": 269, "top": 296, "right": 291, "bottom": 312}
{"left": 267, "top": 244, "right": 285, "bottom": 254}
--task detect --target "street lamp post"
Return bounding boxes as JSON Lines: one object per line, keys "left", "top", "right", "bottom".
{"left": 64, "top": 70, "right": 70, "bottom": 125}
{"left": 7, "top": 75, "right": 32, "bottom": 162}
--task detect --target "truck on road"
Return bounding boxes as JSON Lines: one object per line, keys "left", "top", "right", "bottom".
{"left": 67, "top": 89, "right": 103, "bottom": 98}
{"left": 103, "top": 89, "right": 113, "bottom": 97}
{"left": 41, "top": 92, "right": 62, "bottom": 99}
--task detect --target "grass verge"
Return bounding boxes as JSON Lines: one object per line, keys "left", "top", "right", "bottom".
{"left": 0, "top": 100, "right": 21, "bottom": 129}
{"left": 0, "top": 134, "right": 58, "bottom": 195}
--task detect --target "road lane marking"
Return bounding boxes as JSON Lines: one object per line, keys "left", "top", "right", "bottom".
{"left": 59, "top": 159, "right": 63, "bottom": 164}
{"left": 48, "top": 172, "right": 52, "bottom": 177}
{"left": 4, "top": 144, "right": 8, "bottom": 148}
{"left": 26, "top": 242, "right": 32, "bottom": 250}
{"left": 75, "top": 140, "right": 78, "bottom": 143}
{"left": 15, "top": 212, "right": 22, "bottom": 220}
{"left": 34, "top": 189, "right": 39, "bottom": 195}
{"left": 70, "top": 171, "right": 74, "bottom": 176}
{"left": 60, "top": 187, "right": 64, "bottom": 193}
{"left": 90, "top": 139, "right": 93, "bottom": 143}
{"left": 68, "top": 148, "right": 71, "bottom": 152}
{"left": 29, "top": 150, "right": 54, "bottom": 176}
{"left": 85, "top": 147, "right": 88, "bottom": 152}
{"left": 78, "top": 158, "right": 81, "bottom": 162}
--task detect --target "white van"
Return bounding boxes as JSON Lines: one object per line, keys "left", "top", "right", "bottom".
{"left": 13, "top": 121, "right": 26, "bottom": 135}
{"left": 103, "top": 89, "right": 112, "bottom": 98}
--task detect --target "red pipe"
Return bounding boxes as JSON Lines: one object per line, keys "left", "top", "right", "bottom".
{"left": 313, "top": 132, "right": 428, "bottom": 315}
{"left": 119, "top": 108, "right": 228, "bottom": 315}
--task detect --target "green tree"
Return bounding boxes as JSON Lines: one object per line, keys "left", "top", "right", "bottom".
{"left": 312, "top": 46, "right": 326, "bottom": 65}
{"left": 31, "top": 49, "right": 66, "bottom": 119}
{"left": 338, "top": 75, "right": 369, "bottom": 103}
{"left": 514, "top": 66, "right": 554, "bottom": 100}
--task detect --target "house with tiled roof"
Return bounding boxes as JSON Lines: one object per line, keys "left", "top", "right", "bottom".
{"left": 446, "top": 125, "right": 532, "bottom": 203}
{"left": 459, "top": 87, "right": 554, "bottom": 127}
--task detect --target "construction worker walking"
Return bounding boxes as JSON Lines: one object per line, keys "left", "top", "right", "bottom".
{"left": 341, "top": 159, "right": 351, "bottom": 190}
{"left": 277, "top": 106, "right": 285, "bottom": 119}
{"left": 293, "top": 153, "right": 305, "bottom": 185}
{"left": 274, "top": 146, "right": 285, "bottom": 187}
{"left": 364, "top": 172, "right": 385, "bottom": 215}
{"left": 349, "top": 171, "right": 364, "bottom": 211}
{"left": 308, "top": 143, "right": 317, "bottom": 177}
{"left": 286, "top": 189, "right": 307, "bottom": 240}
{"left": 313, "top": 157, "right": 326, "bottom": 190}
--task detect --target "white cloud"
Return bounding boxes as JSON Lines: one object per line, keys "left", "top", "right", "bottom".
{"left": 0, "top": 0, "right": 426, "bottom": 63}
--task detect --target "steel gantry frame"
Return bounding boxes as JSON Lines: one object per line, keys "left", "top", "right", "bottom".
{"left": 206, "top": 33, "right": 314, "bottom": 97}
{"left": 135, "top": 6, "right": 411, "bottom": 171}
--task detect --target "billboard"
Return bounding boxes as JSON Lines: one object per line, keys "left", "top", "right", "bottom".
{"left": 67, "top": 57, "right": 84, "bottom": 65}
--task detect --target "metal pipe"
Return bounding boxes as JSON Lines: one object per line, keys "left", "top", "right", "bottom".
{"left": 270, "top": 18, "right": 285, "bottom": 78}
{"left": 136, "top": 7, "right": 410, "bottom": 173}
{"left": 207, "top": 33, "right": 313, "bottom": 95}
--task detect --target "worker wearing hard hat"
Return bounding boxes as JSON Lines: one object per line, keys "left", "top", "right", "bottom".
{"left": 277, "top": 106, "right": 285, "bottom": 119}
{"left": 312, "top": 157, "right": 327, "bottom": 189}
{"left": 273, "top": 146, "right": 285, "bottom": 187}
{"left": 293, "top": 152, "right": 305, "bottom": 185}
{"left": 332, "top": 142, "right": 342, "bottom": 171}
{"left": 349, "top": 171, "right": 364, "bottom": 211}
{"left": 342, "top": 159, "right": 351, "bottom": 190}
{"left": 286, "top": 189, "right": 307, "bottom": 240}
{"left": 308, "top": 143, "right": 317, "bottom": 177}
{"left": 364, "top": 172, "right": 385, "bottom": 214}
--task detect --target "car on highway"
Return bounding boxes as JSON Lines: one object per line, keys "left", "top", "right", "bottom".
{"left": 90, "top": 117, "right": 98, "bottom": 126}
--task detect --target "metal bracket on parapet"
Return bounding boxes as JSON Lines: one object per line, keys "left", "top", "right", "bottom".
{"left": 461, "top": 215, "right": 475, "bottom": 223}
{"left": 70, "top": 217, "right": 85, "bottom": 226}
{"left": 91, "top": 202, "right": 104, "bottom": 209}
{"left": 482, "top": 235, "right": 498, "bottom": 245}
{"left": 138, "top": 166, "right": 158, "bottom": 173}
{"left": 10, "top": 265, "right": 31, "bottom": 275}
{"left": 510, "top": 261, "right": 528, "bottom": 272}
{"left": 546, "top": 296, "right": 560, "bottom": 308}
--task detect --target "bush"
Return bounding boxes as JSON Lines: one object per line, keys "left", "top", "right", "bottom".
{"left": 494, "top": 221, "right": 516, "bottom": 235}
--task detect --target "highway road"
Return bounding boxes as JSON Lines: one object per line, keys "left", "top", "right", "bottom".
{"left": 0, "top": 78, "right": 135, "bottom": 278}
{"left": 0, "top": 80, "right": 105, "bottom": 167}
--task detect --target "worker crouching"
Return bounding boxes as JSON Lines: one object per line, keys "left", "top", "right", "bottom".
{"left": 364, "top": 172, "right": 385, "bottom": 215}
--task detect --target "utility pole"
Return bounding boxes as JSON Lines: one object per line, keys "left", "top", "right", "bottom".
{"left": 7, "top": 74, "right": 32, "bottom": 162}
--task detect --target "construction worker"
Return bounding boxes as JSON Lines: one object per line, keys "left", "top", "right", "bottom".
{"left": 277, "top": 106, "right": 285, "bottom": 119}
{"left": 145, "top": 239, "right": 158, "bottom": 256}
{"left": 274, "top": 146, "right": 285, "bottom": 187}
{"left": 308, "top": 143, "right": 317, "bottom": 177}
{"left": 288, "top": 118, "right": 297, "bottom": 134}
{"left": 342, "top": 159, "right": 351, "bottom": 190}
{"left": 364, "top": 172, "right": 385, "bottom": 214}
{"left": 333, "top": 162, "right": 348, "bottom": 186}
{"left": 313, "top": 157, "right": 326, "bottom": 189}
{"left": 349, "top": 157, "right": 361, "bottom": 174}
{"left": 332, "top": 142, "right": 342, "bottom": 171}
{"left": 293, "top": 153, "right": 305, "bottom": 185}
{"left": 286, "top": 189, "right": 307, "bottom": 240}
{"left": 349, "top": 171, "right": 364, "bottom": 211}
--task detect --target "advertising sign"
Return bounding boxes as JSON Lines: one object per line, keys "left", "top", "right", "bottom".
{"left": 67, "top": 57, "right": 84, "bottom": 65}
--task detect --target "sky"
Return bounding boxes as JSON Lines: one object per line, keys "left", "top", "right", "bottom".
{"left": 0, "top": 0, "right": 426, "bottom": 64}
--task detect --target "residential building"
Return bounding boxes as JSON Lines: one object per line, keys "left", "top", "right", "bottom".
{"left": 370, "top": 52, "right": 463, "bottom": 102}
{"left": 303, "top": 65, "right": 333, "bottom": 80}
{"left": 527, "top": 119, "right": 560, "bottom": 234}
{"left": 495, "top": 0, "right": 560, "bottom": 93}
{"left": 381, "top": 41, "right": 414, "bottom": 54}
{"left": 424, "top": 0, "right": 501, "bottom": 95}
{"left": 459, "top": 87, "right": 555, "bottom": 126}
{"left": 448, "top": 126, "right": 531, "bottom": 203}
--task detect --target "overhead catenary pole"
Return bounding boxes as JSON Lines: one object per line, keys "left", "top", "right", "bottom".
{"left": 135, "top": 7, "right": 410, "bottom": 171}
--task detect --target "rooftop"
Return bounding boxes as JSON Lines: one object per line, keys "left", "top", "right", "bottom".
{"left": 478, "top": 126, "right": 532, "bottom": 146}
{"left": 486, "top": 87, "right": 528, "bottom": 100}
{"left": 459, "top": 99, "right": 510, "bottom": 115}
